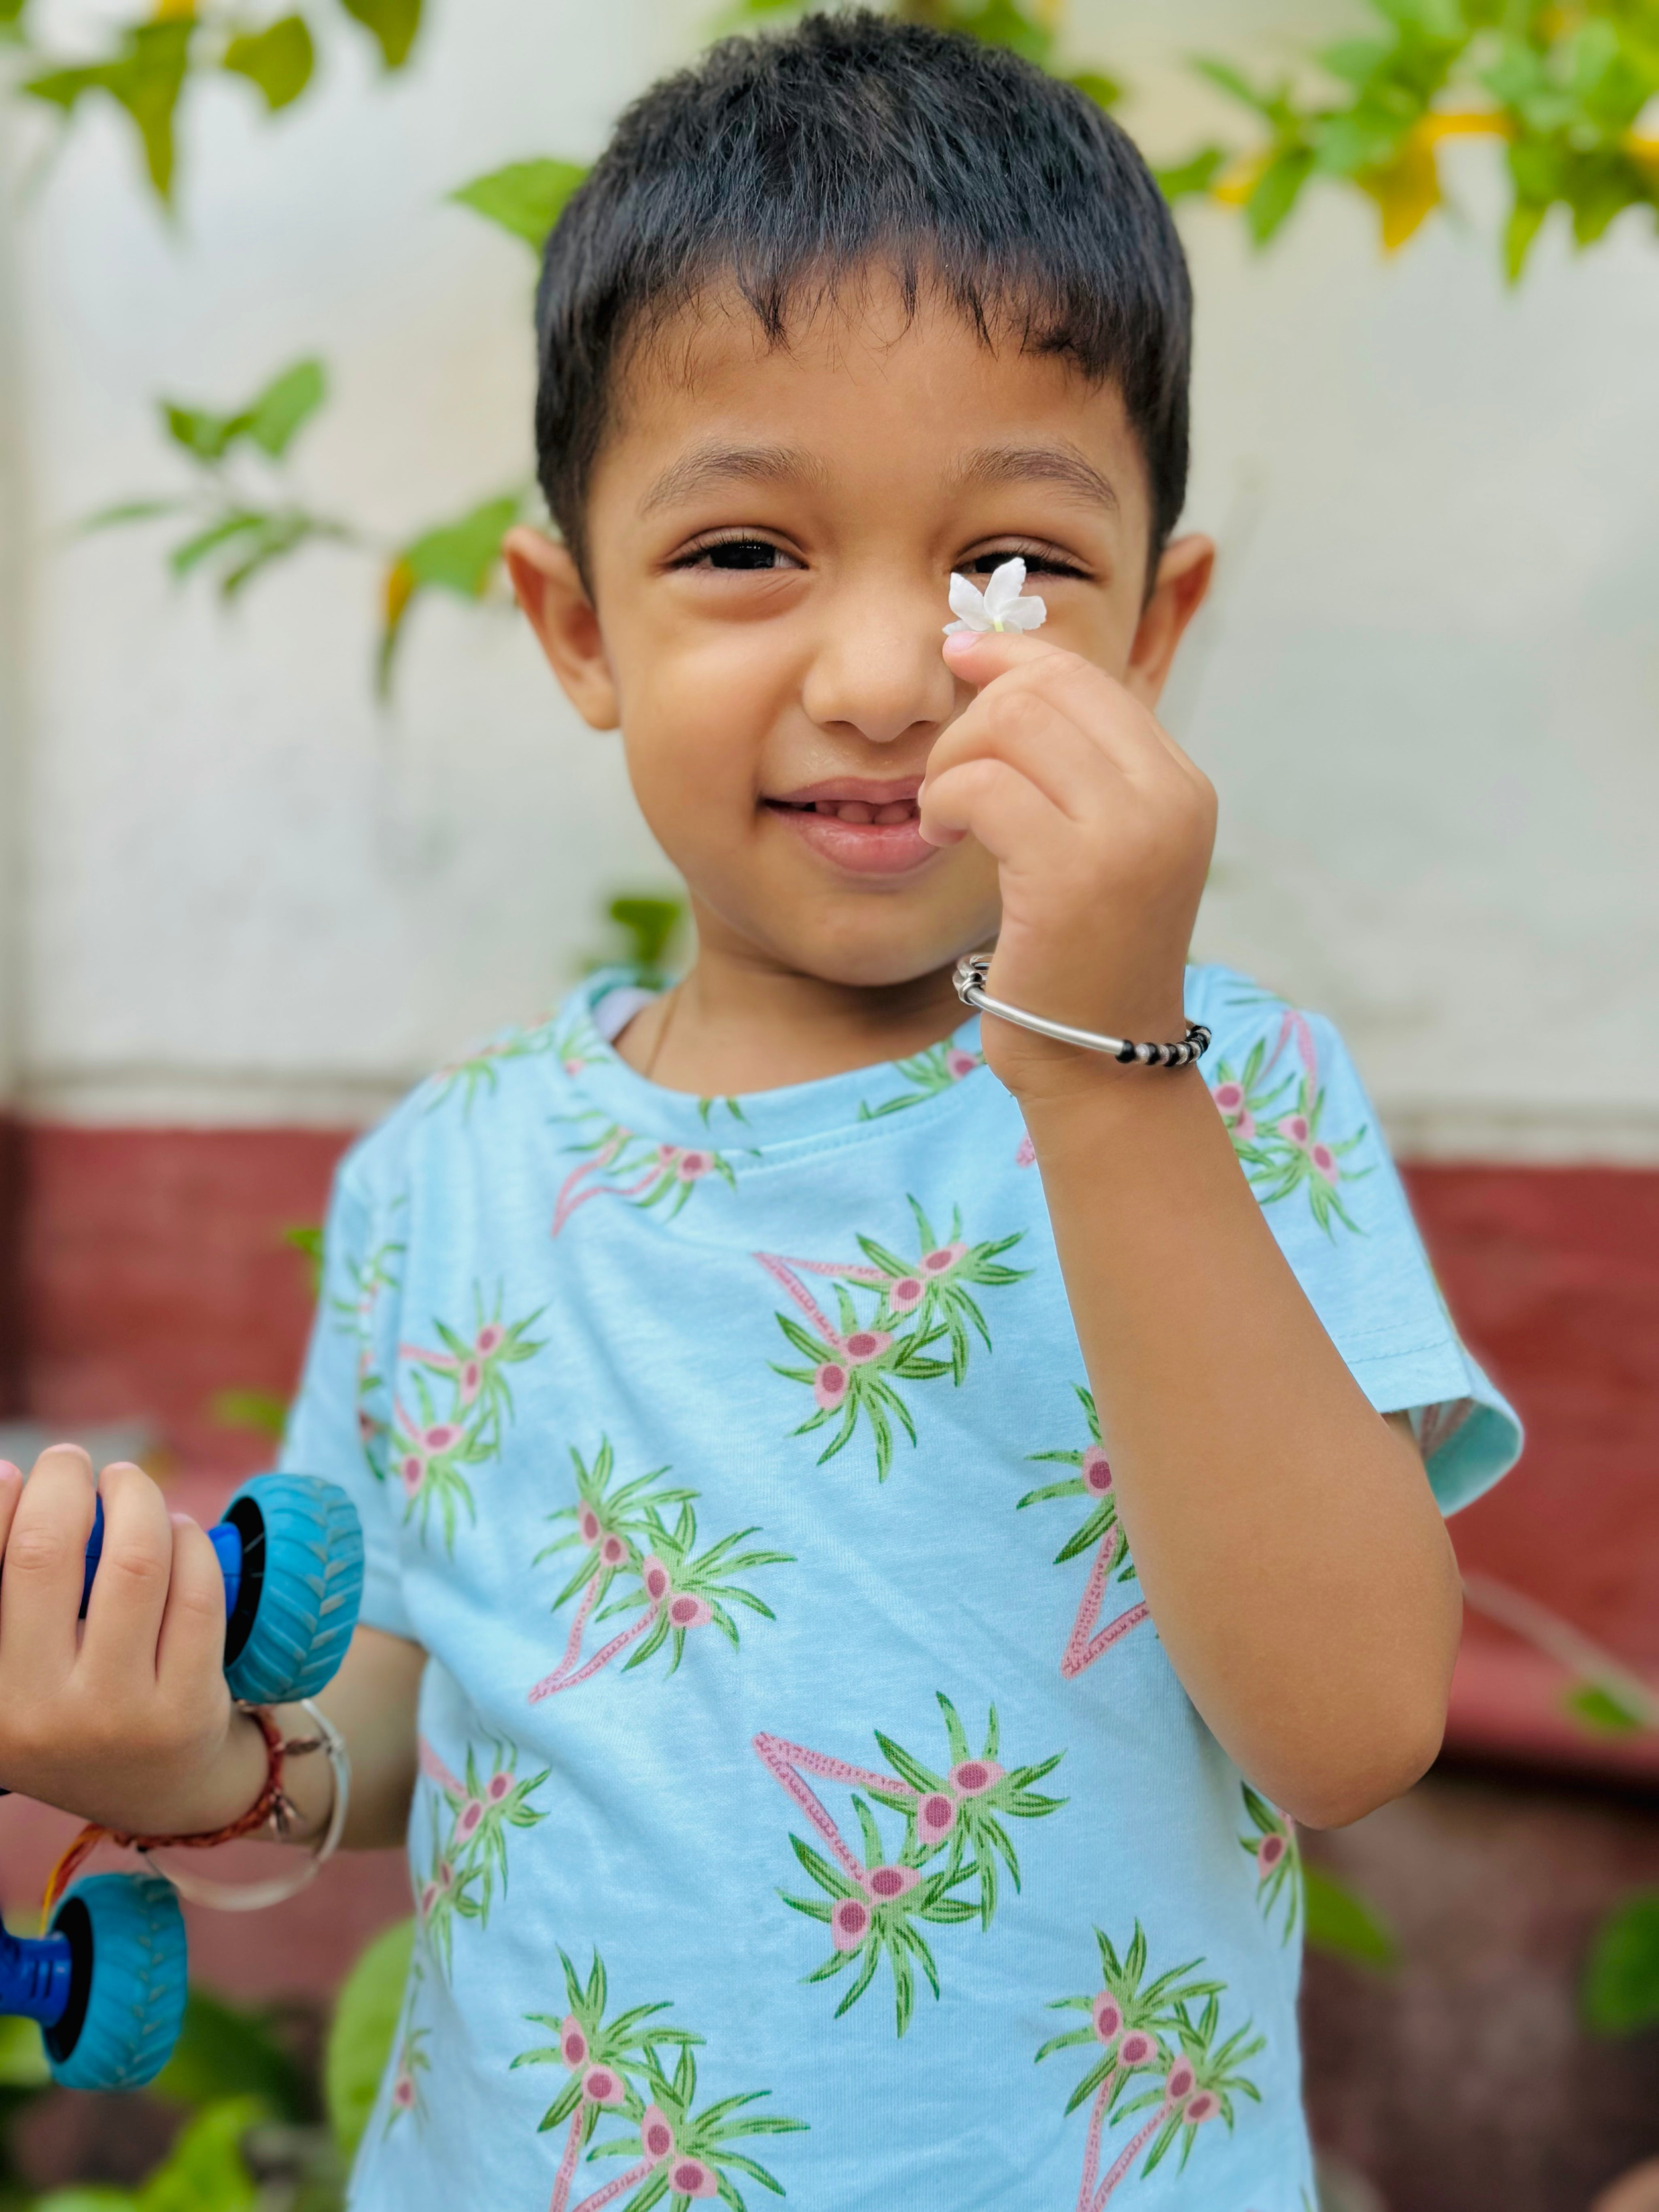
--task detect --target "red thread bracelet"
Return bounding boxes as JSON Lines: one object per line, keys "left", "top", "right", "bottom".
{"left": 42, "top": 1705, "right": 287, "bottom": 1917}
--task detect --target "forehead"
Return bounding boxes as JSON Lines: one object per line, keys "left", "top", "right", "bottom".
{"left": 593, "top": 273, "right": 1150, "bottom": 536}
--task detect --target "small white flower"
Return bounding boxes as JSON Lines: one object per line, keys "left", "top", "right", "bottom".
{"left": 943, "top": 556, "right": 1048, "bottom": 637}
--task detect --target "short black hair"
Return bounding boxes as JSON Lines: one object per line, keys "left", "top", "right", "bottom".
{"left": 535, "top": 12, "right": 1192, "bottom": 582}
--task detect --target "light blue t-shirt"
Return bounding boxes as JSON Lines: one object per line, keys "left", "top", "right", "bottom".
{"left": 286, "top": 964, "right": 1519, "bottom": 2212}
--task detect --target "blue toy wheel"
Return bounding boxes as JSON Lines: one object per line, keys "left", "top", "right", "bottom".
{"left": 44, "top": 1873, "right": 187, "bottom": 2092}
{"left": 221, "top": 1473, "right": 364, "bottom": 1705}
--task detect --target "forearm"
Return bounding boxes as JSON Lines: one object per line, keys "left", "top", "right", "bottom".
{"left": 1026, "top": 1069, "right": 1462, "bottom": 1828}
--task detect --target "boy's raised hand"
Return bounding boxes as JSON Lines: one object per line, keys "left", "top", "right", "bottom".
{"left": 0, "top": 1446, "right": 262, "bottom": 1836}
{"left": 919, "top": 629, "right": 1216, "bottom": 1100}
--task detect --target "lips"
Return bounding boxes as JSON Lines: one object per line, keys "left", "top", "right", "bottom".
{"left": 763, "top": 781, "right": 935, "bottom": 876}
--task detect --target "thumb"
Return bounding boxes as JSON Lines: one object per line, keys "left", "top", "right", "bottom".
{"left": 942, "top": 627, "right": 1065, "bottom": 690}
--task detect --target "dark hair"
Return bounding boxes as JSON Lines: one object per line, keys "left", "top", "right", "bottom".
{"left": 535, "top": 12, "right": 1192, "bottom": 581}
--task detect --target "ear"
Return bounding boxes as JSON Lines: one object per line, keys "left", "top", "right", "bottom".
{"left": 1122, "top": 533, "right": 1215, "bottom": 711}
{"left": 503, "top": 526, "right": 619, "bottom": 732}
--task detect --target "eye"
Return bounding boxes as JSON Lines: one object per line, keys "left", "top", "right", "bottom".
{"left": 960, "top": 546, "right": 1090, "bottom": 582}
{"left": 674, "top": 537, "right": 802, "bottom": 573}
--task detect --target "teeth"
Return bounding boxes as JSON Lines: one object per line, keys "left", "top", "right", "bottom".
{"left": 809, "top": 800, "right": 915, "bottom": 824}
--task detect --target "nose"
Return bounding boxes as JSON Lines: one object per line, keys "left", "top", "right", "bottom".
{"left": 799, "top": 584, "right": 956, "bottom": 749}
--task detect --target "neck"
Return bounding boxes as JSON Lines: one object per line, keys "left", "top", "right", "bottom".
{"left": 614, "top": 913, "right": 970, "bottom": 1095}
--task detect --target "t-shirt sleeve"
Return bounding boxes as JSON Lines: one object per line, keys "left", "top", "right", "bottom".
{"left": 1190, "top": 968, "right": 1522, "bottom": 1515}
{"left": 280, "top": 1147, "right": 416, "bottom": 1640}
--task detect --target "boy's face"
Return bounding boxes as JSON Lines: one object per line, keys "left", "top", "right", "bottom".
{"left": 509, "top": 278, "right": 1211, "bottom": 991}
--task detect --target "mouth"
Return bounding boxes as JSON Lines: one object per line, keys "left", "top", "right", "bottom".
{"left": 762, "top": 779, "right": 935, "bottom": 877}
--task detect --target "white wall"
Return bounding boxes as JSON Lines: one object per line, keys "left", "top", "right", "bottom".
{"left": 7, "top": 0, "right": 1657, "bottom": 1156}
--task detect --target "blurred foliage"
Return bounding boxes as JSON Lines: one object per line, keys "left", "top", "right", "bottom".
{"left": 1565, "top": 1679, "right": 1651, "bottom": 1734}
{"left": 6, "top": 2, "right": 425, "bottom": 204}
{"left": 1582, "top": 1890, "right": 1659, "bottom": 2037}
{"left": 1303, "top": 1861, "right": 1400, "bottom": 1970}
{"left": 322, "top": 1919, "right": 412, "bottom": 2159}
{"left": 80, "top": 360, "right": 351, "bottom": 602}
{"left": 0, "top": 1922, "right": 410, "bottom": 2210}
{"left": 11, "top": 0, "right": 1657, "bottom": 684}
{"left": 588, "top": 893, "right": 689, "bottom": 988}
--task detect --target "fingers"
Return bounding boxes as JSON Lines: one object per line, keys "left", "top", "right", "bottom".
{"left": 923, "top": 679, "right": 1114, "bottom": 827}
{"left": 0, "top": 1444, "right": 99, "bottom": 1686}
{"left": 81, "top": 1461, "right": 174, "bottom": 1684}
{"left": 0, "top": 1462, "right": 20, "bottom": 1561}
{"left": 155, "top": 1515, "right": 229, "bottom": 1699}
{"left": 920, "top": 756, "right": 1066, "bottom": 867}
{"left": 944, "top": 629, "right": 1199, "bottom": 786}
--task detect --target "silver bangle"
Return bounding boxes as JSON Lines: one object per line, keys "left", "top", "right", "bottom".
{"left": 953, "top": 955, "right": 1210, "bottom": 1068}
{"left": 142, "top": 1699, "right": 351, "bottom": 1913}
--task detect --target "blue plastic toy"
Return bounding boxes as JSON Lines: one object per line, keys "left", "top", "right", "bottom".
{"left": 0, "top": 1472, "right": 363, "bottom": 2091}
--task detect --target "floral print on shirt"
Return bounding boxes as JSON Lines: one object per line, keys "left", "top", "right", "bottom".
{"left": 1039, "top": 1924, "right": 1262, "bottom": 2205}
{"left": 757, "top": 1693, "right": 1064, "bottom": 2035}
{"left": 1207, "top": 991, "right": 1371, "bottom": 1238}
{"left": 1023, "top": 1386, "right": 1151, "bottom": 1678}
{"left": 761, "top": 1200, "right": 1028, "bottom": 1478}
{"left": 526, "top": 1439, "right": 791, "bottom": 1701}
{"left": 513, "top": 1949, "right": 807, "bottom": 2212}
{"left": 392, "top": 1291, "right": 545, "bottom": 1548}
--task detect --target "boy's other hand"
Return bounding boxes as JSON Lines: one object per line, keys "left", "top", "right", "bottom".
{"left": 919, "top": 629, "right": 1216, "bottom": 1104}
{"left": 0, "top": 1446, "right": 267, "bottom": 1837}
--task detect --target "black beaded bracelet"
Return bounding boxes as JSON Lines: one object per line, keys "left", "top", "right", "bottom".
{"left": 953, "top": 957, "right": 1210, "bottom": 1068}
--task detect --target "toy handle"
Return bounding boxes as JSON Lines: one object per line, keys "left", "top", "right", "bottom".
{"left": 80, "top": 1497, "right": 244, "bottom": 1619}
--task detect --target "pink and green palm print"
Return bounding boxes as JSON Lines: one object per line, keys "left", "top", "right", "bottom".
{"left": 414, "top": 1735, "right": 550, "bottom": 1972}
{"left": 756, "top": 1693, "right": 1065, "bottom": 2034}
{"left": 1208, "top": 996, "right": 1370, "bottom": 1237}
{"left": 528, "top": 1439, "right": 791, "bottom": 1700}
{"left": 392, "top": 1289, "right": 544, "bottom": 1549}
{"left": 553, "top": 1117, "right": 742, "bottom": 1235}
{"left": 1024, "top": 1387, "right": 1150, "bottom": 1677}
{"left": 1239, "top": 1784, "right": 1300, "bottom": 1942}
{"left": 1039, "top": 1924, "right": 1261, "bottom": 2206}
{"left": 331, "top": 1212, "right": 405, "bottom": 1486}
{"left": 513, "top": 1949, "right": 806, "bottom": 2211}
{"left": 761, "top": 1198, "right": 1027, "bottom": 1478}
{"left": 856, "top": 1039, "right": 982, "bottom": 1119}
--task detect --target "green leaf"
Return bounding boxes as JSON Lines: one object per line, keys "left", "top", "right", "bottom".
{"left": 1504, "top": 197, "right": 1548, "bottom": 282}
{"left": 1566, "top": 1681, "right": 1648, "bottom": 1736}
{"left": 170, "top": 512, "right": 266, "bottom": 578}
{"left": 222, "top": 15, "right": 314, "bottom": 112}
{"left": 403, "top": 494, "right": 520, "bottom": 597}
{"left": 607, "top": 894, "right": 684, "bottom": 973}
{"left": 244, "top": 359, "right": 327, "bottom": 457}
{"left": 78, "top": 497, "right": 187, "bottom": 531}
{"left": 1303, "top": 1862, "right": 1398, "bottom": 1970}
{"left": 209, "top": 1388, "right": 290, "bottom": 1441}
{"left": 24, "top": 21, "right": 193, "bottom": 203}
{"left": 0, "top": 2010, "right": 50, "bottom": 2088}
{"left": 1247, "top": 146, "right": 1316, "bottom": 243}
{"left": 162, "top": 403, "right": 247, "bottom": 465}
{"left": 450, "top": 159, "right": 588, "bottom": 250}
{"left": 135, "top": 2096, "right": 263, "bottom": 2212}
{"left": 1063, "top": 70, "right": 1122, "bottom": 111}
{"left": 1582, "top": 1891, "right": 1659, "bottom": 2036}
{"left": 336, "top": 0, "right": 422, "bottom": 70}
{"left": 1155, "top": 146, "right": 1227, "bottom": 202}
{"left": 325, "top": 1918, "right": 416, "bottom": 2157}
{"left": 34, "top": 2193, "right": 137, "bottom": 2212}
{"left": 151, "top": 1991, "right": 310, "bottom": 2119}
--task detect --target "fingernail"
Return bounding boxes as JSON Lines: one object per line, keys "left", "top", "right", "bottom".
{"left": 169, "top": 1512, "right": 198, "bottom": 1529}
{"left": 0, "top": 1463, "right": 19, "bottom": 1482}
{"left": 942, "top": 633, "right": 976, "bottom": 660}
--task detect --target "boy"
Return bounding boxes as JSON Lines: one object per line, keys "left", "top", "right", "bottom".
{"left": 0, "top": 17, "right": 1517, "bottom": 2206}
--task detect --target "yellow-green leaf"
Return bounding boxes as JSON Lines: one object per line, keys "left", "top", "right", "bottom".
{"left": 23, "top": 20, "right": 192, "bottom": 201}
{"left": 1566, "top": 1681, "right": 1648, "bottom": 1735}
{"left": 222, "top": 15, "right": 314, "bottom": 112}
{"left": 450, "top": 159, "right": 588, "bottom": 250}
{"left": 1303, "top": 1862, "right": 1399, "bottom": 1969}
{"left": 244, "top": 358, "right": 327, "bottom": 456}
{"left": 336, "top": 0, "right": 421, "bottom": 70}
{"left": 0, "top": 2011, "right": 50, "bottom": 2089}
{"left": 135, "top": 2096, "right": 263, "bottom": 2212}
{"left": 1583, "top": 1891, "right": 1659, "bottom": 2037}
{"left": 325, "top": 1919, "right": 416, "bottom": 2157}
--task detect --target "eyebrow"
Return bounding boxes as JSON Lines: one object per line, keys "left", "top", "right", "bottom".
{"left": 952, "top": 443, "right": 1119, "bottom": 512}
{"left": 638, "top": 443, "right": 827, "bottom": 516}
